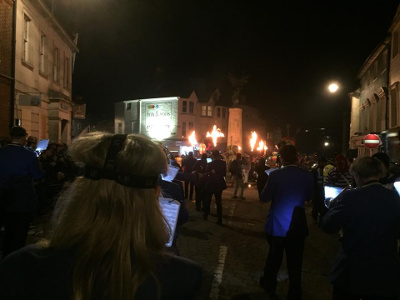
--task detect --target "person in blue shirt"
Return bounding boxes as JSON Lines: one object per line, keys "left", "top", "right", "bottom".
{"left": 259, "top": 144, "right": 314, "bottom": 300}
{"left": 0, "top": 126, "right": 44, "bottom": 257}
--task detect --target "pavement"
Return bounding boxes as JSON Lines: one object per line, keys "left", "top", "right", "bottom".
{"left": 177, "top": 182, "right": 341, "bottom": 300}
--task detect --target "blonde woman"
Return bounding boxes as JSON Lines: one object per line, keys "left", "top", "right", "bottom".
{"left": 0, "top": 132, "right": 202, "bottom": 300}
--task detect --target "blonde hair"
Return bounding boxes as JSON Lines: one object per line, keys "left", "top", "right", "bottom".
{"left": 48, "top": 132, "right": 169, "bottom": 299}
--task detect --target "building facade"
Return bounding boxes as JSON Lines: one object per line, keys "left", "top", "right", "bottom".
{"left": 2, "top": 0, "right": 78, "bottom": 143}
{"left": 115, "top": 91, "right": 230, "bottom": 153}
{"left": 349, "top": 38, "right": 390, "bottom": 157}
{"left": 0, "top": 0, "right": 15, "bottom": 137}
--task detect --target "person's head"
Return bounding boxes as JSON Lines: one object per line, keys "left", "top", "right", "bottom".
{"left": 236, "top": 153, "right": 242, "bottom": 160}
{"left": 49, "top": 132, "right": 169, "bottom": 299}
{"left": 9, "top": 126, "right": 28, "bottom": 145}
{"left": 26, "top": 136, "right": 38, "bottom": 149}
{"left": 350, "top": 156, "right": 385, "bottom": 186}
{"left": 279, "top": 145, "right": 298, "bottom": 166}
{"left": 334, "top": 154, "right": 349, "bottom": 172}
{"left": 371, "top": 152, "right": 390, "bottom": 171}
{"left": 188, "top": 151, "right": 193, "bottom": 158}
{"left": 212, "top": 150, "right": 221, "bottom": 160}
{"left": 201, "top": 153, "right": 208, "bottom": 160}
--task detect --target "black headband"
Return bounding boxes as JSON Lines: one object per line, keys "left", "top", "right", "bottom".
{"left": 83, "top": 134, "right": 159, "bottom": 189}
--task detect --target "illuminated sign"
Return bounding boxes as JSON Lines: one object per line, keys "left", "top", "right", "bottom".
{"left": 145, "top": 102, "right": 173, "bottom": 140}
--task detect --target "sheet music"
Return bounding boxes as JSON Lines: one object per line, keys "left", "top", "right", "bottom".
{"left": 159, "top": 197, "right": 181, "bottom": 247}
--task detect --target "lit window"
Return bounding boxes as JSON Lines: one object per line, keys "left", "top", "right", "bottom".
{"left": 53, "top": 47, "right": 59, "bottom": 82}
{"left": 182, "top": 101, "right": 187, "bottom": 113}
{"left": 201, "top": 105, "right": 207, "bottom": 116}
{"left": 39, "top": 33, "right": 46, "bottom": 73}
{"left": 189, "top": 102, "right": 194, "bottom": 113}
{"left": 23, "top": 14, "right": 30, "bottom": 62}
{"left": 207, "top": 106, "right": 212, "bottom": 117}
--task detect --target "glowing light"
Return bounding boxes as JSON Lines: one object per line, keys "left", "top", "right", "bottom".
{"left": 250, "top": 131, "right": 257, "bottom": 151}
{"left": 256, "top": 140, "right": 265, "bottom": 151}
{"left": 199, "top": 143, "right": 206, "bottom": 154}
{"left": 324, "top": 142, "right": 330, "bottom": 147}
{"left": 238, "top": 146, "right": 242, "bottom": 151}
{"left": 206, "top": 125, "right": 224, "bottom": 147}
{"left": 188, "top": 131, "right": 197, "bottom": 147}
{"left": 328, "top": 83, "right": 339, "bottom": 93}
{"left": 248, "top": 184, "right": 251, "bottom": 188}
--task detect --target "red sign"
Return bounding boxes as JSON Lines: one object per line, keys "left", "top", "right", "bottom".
{"left": 363, "top": 134, "right": 380, "bottom": 149}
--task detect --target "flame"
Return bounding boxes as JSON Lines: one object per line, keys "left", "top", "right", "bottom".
{"left": 250, "top": 131, "right": 257, "bottom": 151}
{"left": 206, "top": 125, "right": 224, "bottom": 147}
{"left": 188, "top": 131, "right": 197, "bottom": 147}
{"left": 256, "top": 140, "right": 265, "bottom": 151}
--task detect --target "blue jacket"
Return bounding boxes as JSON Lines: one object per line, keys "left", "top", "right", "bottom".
{"left": 321, "top": 183, "right": 400, "bottom": 297}
{"left": 260, "top": 165, "right": 313, "bottom": 237}
{"left": 0, "top": 144, "right": 44, "bottom": 213}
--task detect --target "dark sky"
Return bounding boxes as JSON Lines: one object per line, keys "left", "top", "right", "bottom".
{"left": 53, "top": 0, "right": 399, "bottom": 131}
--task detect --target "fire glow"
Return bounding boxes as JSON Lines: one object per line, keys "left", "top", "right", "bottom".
{"left": 206, "top": 125, "right": 224, "bottom": 147}
{"left": 250, "top": 131, "right": 257, "bottom": 151}
{"left": 188, "top": 131, "right": 197, "bottom": 147}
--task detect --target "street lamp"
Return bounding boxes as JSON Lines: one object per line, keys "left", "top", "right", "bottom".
{"left": 328, "top": 82, "right": 339, "bottom": 93}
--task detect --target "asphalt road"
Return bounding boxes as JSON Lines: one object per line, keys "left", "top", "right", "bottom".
{"left": 177, "top": 183, "right": 341, "bottom": 300}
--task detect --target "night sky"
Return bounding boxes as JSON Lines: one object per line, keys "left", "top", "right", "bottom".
{"left": 53, "top": 0, "right": 399, "bottom": 132}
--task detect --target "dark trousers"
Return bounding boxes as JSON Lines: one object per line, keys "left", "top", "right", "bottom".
{"left": 262, "top": 234, "right": 305, "bottom": 300}
{"left": 195, "top": 185, "right": 205, "bottom": 211}
{"left": 203, "top": 190, "right": 222, "bottom": 221}
{"left": 332, "top": 286, "right": 398, "bottom": 300}
{"left": 3, "top": 212, "right": 33, "bottom": 258}
{"left": 184, "top": 179, "right": 194, "bottom": 200}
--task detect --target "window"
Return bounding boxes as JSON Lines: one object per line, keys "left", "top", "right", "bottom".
{"left": 217, "top": 107, "right": 221, "bottom": 117}
{"left": 393, "top": 31, "right": 399, "bottom": 58}
{"left": 189, "top": 122, "right": 194, "bottom": 131}
{"left": 201, "top": 105, "right": 207, "bottom": 116}
{"left": 64, "top": 56, "right": 70, "bottom": 89}
{"left": 23, "top": 14, "right": 30, "bottom": 62}
{"left": 182, "top": 101, "right": 187, "bottom": 113}
{"left": 39, "top": 33, "right": 46, "bottom": 73}
{"left": 201, "top": 105, "right": 212, "bottom": 117}
{"left": 53, "top": 47, "right": 59, "bottom": 82}
{"left": 207, "top": 106, "right": 212, "bottom": 117}
{"left": 127, "top": 103, "right": 132, "bottom": 110}
{"left": 189, "top": 102, "right": 194, "bottom": 113}
{"left": 182, "top": 122, "right": 186, "bottom": 138}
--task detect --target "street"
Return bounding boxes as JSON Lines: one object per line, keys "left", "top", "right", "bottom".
{"left": 17, "top": 181, "right": 341, "bottom": 300}
{"left": 178, "top": 184, "right": 341, "bottom": 300}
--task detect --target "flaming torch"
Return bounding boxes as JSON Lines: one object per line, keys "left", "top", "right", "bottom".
{"left": 250, "top": 131, "right": 257, "bottom": 152}
{"left": 188, "top": 131, "right": 197, "bottom": 148}
{"left": 206, "top": 125, "right": 224, "bottom": 147}
{"left": 257, "top": 140, "right": 268, "bottom": 156}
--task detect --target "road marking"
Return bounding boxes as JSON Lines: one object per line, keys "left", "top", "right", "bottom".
{"left": 209, "top": 245, "right": 228, "bottom": 300}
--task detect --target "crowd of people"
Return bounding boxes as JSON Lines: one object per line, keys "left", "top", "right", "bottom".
{"left": 1, "top": 126, "right": 400, "bottom": 300}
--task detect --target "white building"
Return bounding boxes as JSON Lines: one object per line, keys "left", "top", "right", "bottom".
{"left": 13, "top": 0, "right": 78, "bottom": 143}
{"left": 115, "top": 91, "right": 230, "bottom": 153}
